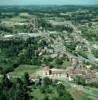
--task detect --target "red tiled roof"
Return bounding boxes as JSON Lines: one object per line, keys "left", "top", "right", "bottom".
{"left": 96, "top": 77, "right": 98, "bottom": 81}
{"left": 52, "top": 70, "right": 62, "bottom": 74}
{"left": 67, "top": 67, "right": 96, "bottom": 80}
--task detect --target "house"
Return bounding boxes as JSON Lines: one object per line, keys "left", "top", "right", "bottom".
{"left": 41, "top": 65, "right": 66, "bottom": 78}
{"left": 49, "top": 68, "right": 65, "bottom": 77}
{"left": 42, "top": 64, "right": 50, "bottom": 75}
{"left": 95, "top": 71, "right": 98, "bottom": 82}
{"left": 66, "top": 67, "right": 96, "bottom": 82}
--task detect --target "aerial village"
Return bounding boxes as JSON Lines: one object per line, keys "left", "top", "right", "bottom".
{"left": 0, "top": 5, "right": 98, "bottom": 100}
{"left": 31, "top": 57, "right": 98, "bottom": 84}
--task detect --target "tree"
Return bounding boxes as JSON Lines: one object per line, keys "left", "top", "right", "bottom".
{"left": 15, "top": 77, "right": 31, "bottom": 100}
{"left": 57, "top": 83, "right": 65, "bottom": 97}
{"left": 57, "top": 83, "right": 73, "bottom": 100}
{"left": 43, "top": 95, "right": 49, "bottom": 100}
{"left": 24, "top": 72, "right": 31, "bottom": 86}
{"left": 43, "top": 77, "right": 52, "bottom": 86}
{"left": 74, "top": 75, "right": 86, "bottom": 85}
{"left": 2, "top": 74, "right": 12, "bottom": 90}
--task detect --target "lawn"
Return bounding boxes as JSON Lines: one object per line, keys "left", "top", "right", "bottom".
{"left": 8, "top": 64, "right": 40, "bottom": 78}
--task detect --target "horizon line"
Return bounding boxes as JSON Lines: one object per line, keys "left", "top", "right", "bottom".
{"left": 0, "top": 4, "right": 98, "bottom": 6}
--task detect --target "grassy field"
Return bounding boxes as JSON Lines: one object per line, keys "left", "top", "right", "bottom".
{"left": 31, "top": 85, "right": 58, "bottom": 100}
{"left": 1, "top": 16, "right": 28, "bottom": 23}
{"left": 8, "top": 64, "right": 40, "bottom": 78}
{"left": 68, "top": 87, "right": 92, "bottom": 100}
{"left": 1, "top": 13, "right": 32, "bottom": 24}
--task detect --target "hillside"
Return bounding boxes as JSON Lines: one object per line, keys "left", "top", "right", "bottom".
{"left": 0, "top": 5, "right": 98, "bottom": 74}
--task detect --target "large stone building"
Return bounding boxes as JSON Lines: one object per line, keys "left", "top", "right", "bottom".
{"left": 39, "top": 65, "right": 66, "bottom": 78}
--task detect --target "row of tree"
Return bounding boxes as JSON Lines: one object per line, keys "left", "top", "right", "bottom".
{"left": 0, "top": 72, "right": 31, "bottom": 100}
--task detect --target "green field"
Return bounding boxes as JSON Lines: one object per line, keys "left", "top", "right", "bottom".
{"left": 8, "top": 64, "right": 40, "bottom": 77}
{"left": 31, "top": 85, "right": 58, "bottom": 100}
